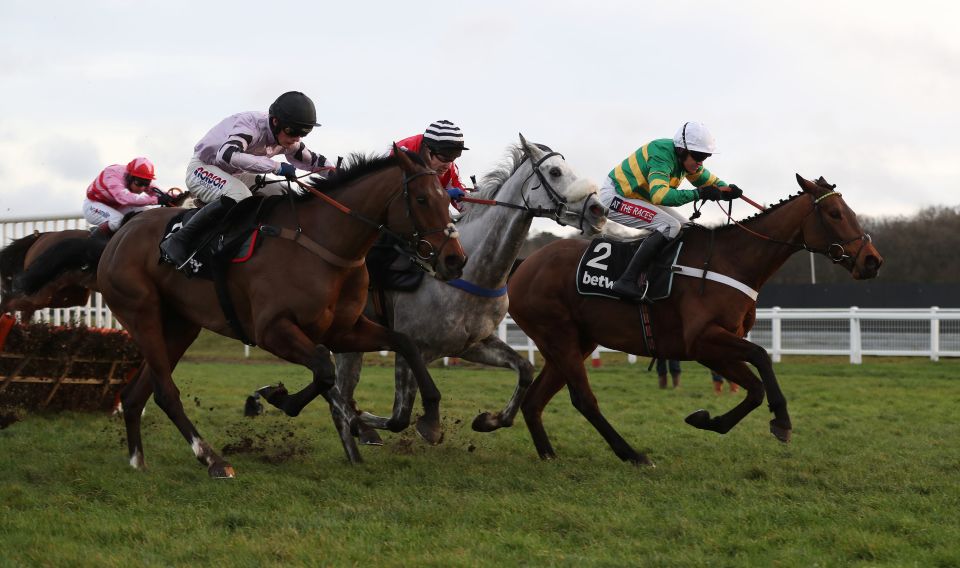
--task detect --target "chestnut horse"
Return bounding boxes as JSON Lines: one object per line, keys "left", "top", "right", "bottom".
{"left": 0, "top": 190, "right": 190, "bottom": 320}
{"left": 507, "top": 175, "right": 883, "bottom": 465}
{"left": 98, "top": 149, "right": 466, "bottom": 477}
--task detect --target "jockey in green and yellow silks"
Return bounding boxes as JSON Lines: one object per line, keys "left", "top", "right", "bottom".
{"left": 599, "top": 121, "right": 744, "bottom": 301}
{"left": 609, "top": 138, "right": 726, "bottom": 206}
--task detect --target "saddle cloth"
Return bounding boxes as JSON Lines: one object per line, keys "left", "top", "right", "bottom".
{"left": 575, "top": 236, "right": 683, "bottom": 302}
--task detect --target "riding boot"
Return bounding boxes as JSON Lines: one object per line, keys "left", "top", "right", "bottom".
{"left": 611, "top": 231, "right": 671, "bottom": 301}
{"left": 657, "top": 374, "right": 668, "bottom": 389}
{"left": 160, "top": 196, "right": 236, "bottom": 269}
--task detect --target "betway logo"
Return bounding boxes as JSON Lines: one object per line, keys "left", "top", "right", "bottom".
{"left": 582, "top": 271, "right": 615, "bottom": 288}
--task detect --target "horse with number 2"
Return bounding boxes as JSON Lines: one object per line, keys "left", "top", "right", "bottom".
{"left": 506, "top": 174, "right": 883, "bottom": 465}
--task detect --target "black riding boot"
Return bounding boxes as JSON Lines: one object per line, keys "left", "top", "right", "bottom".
{"left": 611, "top": 231, "right": 671, "bottom": 301}
{"left": 160, "top": 196, "right": 236, "bottom": 269}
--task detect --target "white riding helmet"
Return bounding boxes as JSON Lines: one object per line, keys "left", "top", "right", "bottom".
{"left": 672, "top": 121, "right": 718, "bottom": 154}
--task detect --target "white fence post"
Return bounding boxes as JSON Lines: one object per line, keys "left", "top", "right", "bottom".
{"left": 849, "top": 306, "right": 862, "bottom": 364}
{"left": 930, "top": 306, "right": 940, "bottom": 362}
{"left": 771, "top": 306, "right": 782, "bottom": 363}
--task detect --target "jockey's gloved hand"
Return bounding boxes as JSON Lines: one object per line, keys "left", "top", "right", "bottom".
{"left": 154, "top": 190, "right": 174, "bottom": 206}
{"left": 447, "top": 187, "right": 466, "bottom": 202}
{"left": 697, "top": 185, "right": 724, "bottom": 201}
{"left": 276, "top": 162, "right": 297, "bottom": 179}
{"left": 723, "top": 184, "right": 744, "bottom": 200}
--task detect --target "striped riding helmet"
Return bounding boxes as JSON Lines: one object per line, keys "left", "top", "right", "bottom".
{"left": 423, "top": 120, "right": 469, "bottom": 155}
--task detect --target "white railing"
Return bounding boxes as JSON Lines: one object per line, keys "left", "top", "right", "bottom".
{"left": 496, "top": 308, "right": 960, "bottom": 365}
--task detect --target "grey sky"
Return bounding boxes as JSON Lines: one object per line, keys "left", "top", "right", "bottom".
{"left": 1, "top": 0, "right": 956, "bottom": 232}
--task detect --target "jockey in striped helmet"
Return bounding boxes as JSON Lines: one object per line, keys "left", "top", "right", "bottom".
{"left": 394, "top": 120, "right": 469, "bottom": 205}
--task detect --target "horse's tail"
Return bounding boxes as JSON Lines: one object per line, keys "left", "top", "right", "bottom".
{"left": 14, "top": 237, "right": 107, "bottom": 295}
{"left": 0, "top": 233, "right": 41, "bottom": 298}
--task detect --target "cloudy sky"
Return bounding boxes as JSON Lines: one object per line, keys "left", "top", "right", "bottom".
{"left": 2, "top": 0, "right": 956, "bottom": 234}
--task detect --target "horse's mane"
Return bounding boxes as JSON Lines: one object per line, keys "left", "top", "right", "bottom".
{"left": 302, "top": 150, "right": 426, "bottom": 200}
{"left": 457, "top": 143, "right": 553, "bottom": 223}
{"left": 686, "top": 190, "right": 808, "bottom": 234}
{"left": 0, "top": 233, "right": 41, "bottom": 293}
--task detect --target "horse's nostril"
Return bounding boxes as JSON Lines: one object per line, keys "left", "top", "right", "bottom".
{"left": 589, "top": 204, "right": 604, "bottom": 216}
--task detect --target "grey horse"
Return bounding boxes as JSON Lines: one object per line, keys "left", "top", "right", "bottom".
{"left": 260, "top": 135, "right": 610, "bottom": 443}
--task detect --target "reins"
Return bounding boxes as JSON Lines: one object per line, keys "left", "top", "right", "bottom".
{"left": 253, "top": 166, "right": 457, "bottom": 272}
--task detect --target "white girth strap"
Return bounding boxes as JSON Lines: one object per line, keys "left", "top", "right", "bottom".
{"left": 671, "top": 264, "right": 759, "bottom": 301}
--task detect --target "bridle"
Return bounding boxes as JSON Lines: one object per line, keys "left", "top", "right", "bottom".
{"left": 715, "top": 188, "right": 872, "bottom": 266}
{"left": 274, "top": 167, "right": 458, "bottom": 272}
{"left": 465, "top": 146, "right": 600, "bottom": 234}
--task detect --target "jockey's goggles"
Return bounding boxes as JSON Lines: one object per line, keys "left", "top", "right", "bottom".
{"left": 130, "top": 177, "right": 151, "bottom": 188}
{"left": 429, "top": 150, "right": 457, "bottom": 163}
{"left": 688, "top": 151, "right": 711, "bottom": 163}
{"left": 282, "top": 125, "right": 312, "bottom": 138}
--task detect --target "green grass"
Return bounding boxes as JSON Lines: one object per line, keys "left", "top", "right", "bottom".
{"left": 1, "top": 344, "right": 959, "bottom": 566}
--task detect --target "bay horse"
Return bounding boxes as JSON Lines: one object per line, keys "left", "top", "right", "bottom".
{"left": 0, "top": 190, "right": 190, "bottom": 320}
{"left": 1, "top": 229, "right": 92, "bottom": 320}
{"left": 98, "top": 149, "right": 466, "bottom": 477}
{"left": 506, "top": 174, "right": 883, "bottom": 465}
{"left": 260, "top": 135, "right": 609, "bottom": 444}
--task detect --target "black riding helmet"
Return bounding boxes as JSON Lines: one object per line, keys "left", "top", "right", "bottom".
{"left": 269, "top": 91, "right": 321, "bottom": 137}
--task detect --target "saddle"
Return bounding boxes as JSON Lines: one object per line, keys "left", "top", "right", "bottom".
{"left": 576, "top": 235, "right": 683, "bottom": 302}
{"left": 159, "top": 196, "right": 285, "bottom": 280}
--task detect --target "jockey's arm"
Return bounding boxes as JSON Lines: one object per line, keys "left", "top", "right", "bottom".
{"left": 101, "top": 168, "right": 158, "bottom": 207}
{"left": 215, "top": 134, "right": 281, "bottom": 174}
{"left": 646, "top": 157, "right": 698, "bottom": 207}
{"left": 685, "top": 166, "right": 727, "bottom": 190}
{"left": 284, "top": 142, "right": 333, "bottom": 172}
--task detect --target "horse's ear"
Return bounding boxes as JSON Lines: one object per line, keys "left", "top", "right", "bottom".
{"left": 795, "top": 173, "right": 816, "bottom": 193}
{"left": 393, "top": 143, "right": 415, "bottom": 173}
{"left": 518, "top": 133, "right": 544, "bottom": 162}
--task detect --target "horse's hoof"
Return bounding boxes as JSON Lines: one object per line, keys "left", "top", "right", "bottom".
{"left": 770, "top": 421, "right": 792, "bottom": 443}
{"left": 358, "top": 428, "right": 384, "bottom": 446}
{"left": 684, "top": 409, "right": 711, "bottom": 429}
{"left": 208, "top": 462, "right": 236, "bottom": 479}
{"left": 471, "top": 412, "right": 500, "bottom": 433}
{"left": 415, "top": 417, "right": 444, "bottom": 445}
{"left": 256, "top": 383, "right": 288, "bottom": 406}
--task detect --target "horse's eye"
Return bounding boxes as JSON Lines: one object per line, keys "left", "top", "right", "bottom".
{"left": 416, "top": 196, "right": 427, "bottom": 205}
{"left": 549, "top": 167, "right": 562, "bottom": 177}
{"left": 829, "top": 210, "right": 842, "bottom": 220}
